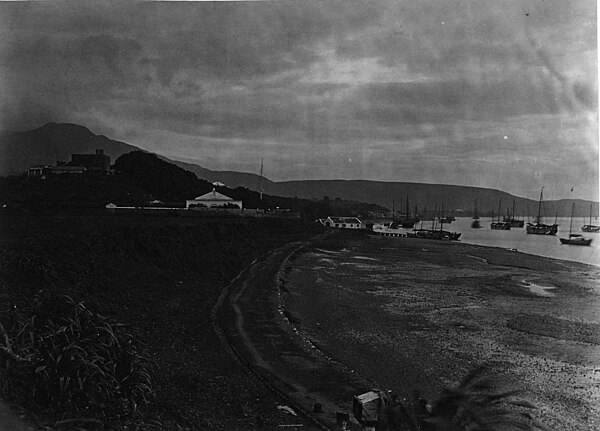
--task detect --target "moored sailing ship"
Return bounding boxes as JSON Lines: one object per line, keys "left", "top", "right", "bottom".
{"left": 581, "top": 203, "right": 600, "bottom": 233}
{"left": 408, "top": 204, "right": 460, "bottom": 240}
{"left": 503, "top": 198, "right": 525, "bottom": 228}
{"left": 399, "top": 196, "right": 419, "bottom": 228}
{"left": 526, "top": 188, "right": 558, "bottom": 235}
{"left": 491, "top": 199, "right": 511, "bottom": 230}
{"left": 560, "top": 203, "right": 592, "bottom": 246}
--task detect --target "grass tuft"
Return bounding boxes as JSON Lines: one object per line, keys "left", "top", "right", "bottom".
{"left": 0, "top": 294, "right": 158, "bottom": 430}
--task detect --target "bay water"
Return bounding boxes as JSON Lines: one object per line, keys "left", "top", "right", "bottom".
{"left": 377, "top": 217, "right": 600, "bottom": 266}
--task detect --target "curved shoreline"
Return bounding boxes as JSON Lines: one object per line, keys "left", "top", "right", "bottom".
{"left": 215, "top": 230, "right": 600, "bottom": 430}
{"left": 216, "top": 234, "right": 377, "bottom": 430}
{"left": 284, "top": 232, "right": 600, "bottom": 431}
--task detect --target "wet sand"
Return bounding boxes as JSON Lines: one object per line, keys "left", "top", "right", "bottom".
{"left": 284, "top": 234, "right": 600, "bottom": 431}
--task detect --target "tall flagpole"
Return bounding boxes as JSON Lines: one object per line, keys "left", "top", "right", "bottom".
{"left": 260, "top": 158, "right": 264, "bottom": 201}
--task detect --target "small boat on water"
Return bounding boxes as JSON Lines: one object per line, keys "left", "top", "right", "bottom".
{"left": 560, "top": 234, "right": 592, "bottom": 246}
{"left": 581, "top": 203, "right": 600, "bottom": 233}
{"left": 526, "top": 188, "right": 558, "bottom": 235}
{"left": 407, "top": 229, "right": 461, "bottom": 241}
{"left": 582, "top": 225, "right": 600, "bottom": 233}
{"left": 561, "top": 203, "right": 592, "bottom": 246}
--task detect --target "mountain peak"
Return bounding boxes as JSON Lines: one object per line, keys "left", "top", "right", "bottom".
{"left": 32, "top": 122, "right": 95, "bottom": 139}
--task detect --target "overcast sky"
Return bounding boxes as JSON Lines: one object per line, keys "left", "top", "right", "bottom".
{"left": 0, "top": 0, "right": 597, "bottom": 200}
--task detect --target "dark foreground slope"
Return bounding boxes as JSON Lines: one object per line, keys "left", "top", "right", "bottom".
{"left": 0, "top": 213, "right": 322, "bottom": 430}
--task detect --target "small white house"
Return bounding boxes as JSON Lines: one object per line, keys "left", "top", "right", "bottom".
{"left": 321, "top": 216, "right": 363, "bottom": 229}
{"left": 186, "top": 188, "right": 243, "bottom": 210}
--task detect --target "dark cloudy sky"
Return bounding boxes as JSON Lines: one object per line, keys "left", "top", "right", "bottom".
{"left": 1, "top": 0, "right": 597, "bottom": 200}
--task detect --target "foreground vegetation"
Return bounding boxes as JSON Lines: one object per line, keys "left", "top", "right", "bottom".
{"left": 0, "top": 213, "right": 322, "bottom": 429}
{"left": 1, "top": 295, "right": 156, "bottom": 430}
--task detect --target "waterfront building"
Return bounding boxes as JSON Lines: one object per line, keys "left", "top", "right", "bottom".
{"left": 186, "top": 188, "right": 243, "bottom": 210}
{"left": 320, "top": 216, "right": 363, "bottom": 229}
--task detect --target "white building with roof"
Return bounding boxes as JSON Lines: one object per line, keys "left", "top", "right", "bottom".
{"left": 320, "top": 216, "right": 363, "bottom": 229}
{"left": 186, "top": 188, "right": 242, "bottom": 210}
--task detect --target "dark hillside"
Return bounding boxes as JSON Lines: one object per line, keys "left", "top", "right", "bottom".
{"left": 264, "top": 179, "right": 599, "bottom": 218}
{"left": 0, "top": 123, "right": 140, "bottom": 175}
{"left": 1, "top": 151, "right": 388, "bottom": 218}
{"left": 164, "top": 157, "right": 271, "bottom": 190}
{"left": 114, "top": 151, "right": 387, "bottom": 217}
{"left": 0, "top": 214, "right": 322, "bottom": 429}
{"left": 0, "top": 123, "right": 266, "bottom": 188}
{"left": 115, "top": 151, "right": 214, "bottom": 201}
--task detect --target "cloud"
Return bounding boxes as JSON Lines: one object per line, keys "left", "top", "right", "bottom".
{"left": 0, "top": 0, "right": 596, "bottom": 200}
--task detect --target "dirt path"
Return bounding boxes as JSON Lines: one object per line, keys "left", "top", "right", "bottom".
{"left": 216, "top": 237, "right": 373, "bottom": 431}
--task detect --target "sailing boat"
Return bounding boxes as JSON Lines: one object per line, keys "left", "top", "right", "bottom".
{"left": 400, "top": 195, "right": 418, "bottom": 228}
{"left": 491, "top": 198, "right": 511, "bottom": 230}
{"left": 471, "top": 198, "right": 481, "bottom": 228}
{"left": 581, "top": 203, "right": 600, "bottom": 232}
{"left": 503, "top": 198, "right": 525, "bottom": 228}
{"left": 560, "top": 203, "right": 592, "bottom": 245}
{"left": 389, "top": 200, "right": 399, "bottom": 229}
{"left": 526, "top": 188, "right": 558, "bottom": 235}
{"left": 435, "top": 205, "right": 461, "bottom": 240}
{"left": 409, "top": 204, "right": 460, "bottom": 240}
{"left": 438, "top": 203, "right": 452, "bottom": 224}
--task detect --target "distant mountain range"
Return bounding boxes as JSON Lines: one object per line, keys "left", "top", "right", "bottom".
{"left": 0, "top": 122, "right": 267, "bottom": 189}
{"left": 1, "top": 122, "right": 597, "bottom": 218}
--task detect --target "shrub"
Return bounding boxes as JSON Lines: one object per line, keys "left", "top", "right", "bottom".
{"left": 0, "top": 295, "right": 158, "bottom": 430}
{"left": 400, "top": 365, "right": 549, "bottom": 431}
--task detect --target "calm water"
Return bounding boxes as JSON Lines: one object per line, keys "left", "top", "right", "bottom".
{"left": 375, "top": 217, "right": 600, "bottom": 266}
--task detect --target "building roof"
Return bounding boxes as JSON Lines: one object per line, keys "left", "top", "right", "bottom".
{"left": 328, "top": 216, "right": 362, "bottom": 224}
{"left": 355, "top": 390, "right": 380, "bottom": 404}
{"left": 192, "top": 188, "right": 234, "bottom": 201}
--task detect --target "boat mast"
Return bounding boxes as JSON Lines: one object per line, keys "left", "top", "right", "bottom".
{"left": 398, "top": 195, "right": 402, "bottom": 219}
{"left": 513, "top": 198, "right": 516, "bottom": 221}
{"left": 259, "top": 158, "right": 264, "bottom": 201}
{"left": 537, "top": 187, "right": 544, "bottom": 224}
{"left": 569, "top": 202, "right": 574, "bottom": 236}
{"left": 497, "top": 199, "right": 502, "bottom": 223}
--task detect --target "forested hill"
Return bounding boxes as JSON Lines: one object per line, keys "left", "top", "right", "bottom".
{"left": 0, "top": 151, "right": 387, "bottom": 219}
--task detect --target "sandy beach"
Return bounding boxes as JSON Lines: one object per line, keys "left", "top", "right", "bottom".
{"left": 284, "top": 233, "right": 600, "bottom": 430}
